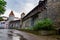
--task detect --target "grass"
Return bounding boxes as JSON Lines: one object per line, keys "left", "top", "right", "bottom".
{"left": 15, "top": 28, "right": 40, "bottom": 35}
{"left": 15, "top": 28, "right": 60, "bottom": 36}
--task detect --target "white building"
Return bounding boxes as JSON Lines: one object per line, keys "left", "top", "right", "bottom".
{"left": 8, "top": 11, "right": 15, "bottom": 21}
{"left": 0, "top": 11, "right": 20, "bottom": 29}
{"left": 0, "top": 21, "right": 8, "bottom": 28}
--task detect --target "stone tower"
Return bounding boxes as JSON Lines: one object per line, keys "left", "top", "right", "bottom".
{"left": 46, "top": 0, "right": 60, "bottom": 27}
{"left": 21, "top": 12, "right": 25, "bottom": 19}
{"left": 39, "top": 0, "right": 47, "bottom": 9}
{"left": 9, "top": 11, "right": 15, "bottom": 21}
{"left": 20, "top": 12, "right": 25, "bottom": 28}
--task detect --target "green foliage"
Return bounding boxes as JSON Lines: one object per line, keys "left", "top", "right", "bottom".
{"left": 32, "top": 18, "right": 55, "bottom": 31}
{"left": 0, "top": 0, "right": 6, "bottom": 15}
{"left": 0, "top": 17, "right": 3, "bottom": 21}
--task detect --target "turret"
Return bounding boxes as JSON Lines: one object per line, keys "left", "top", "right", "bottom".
{"left": 9, "top": 11, "right": 15, "bottom": 21}
{"left": 39, "top": 0, "right": 47, "bottom": 9}
{"left": 21, "top": 12, "right": 25, "bottom": 19}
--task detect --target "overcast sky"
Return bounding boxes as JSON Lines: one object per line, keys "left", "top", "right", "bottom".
{"left": 2, "top": 0, "right": 39, "bottom": 18}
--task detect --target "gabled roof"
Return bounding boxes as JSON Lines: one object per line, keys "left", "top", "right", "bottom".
{"left": 9, "top": 11, "right": 15, "bottom": 16}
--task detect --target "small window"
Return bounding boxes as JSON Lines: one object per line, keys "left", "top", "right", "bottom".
{"left": 1, "top": 22, "right": 5, "bottom": 24}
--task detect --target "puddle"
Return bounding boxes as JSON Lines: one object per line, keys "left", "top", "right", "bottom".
{"left": 8, "top": 31, "right": 27, "bottom": 40}
{"left": 13, "top": 36, "right": 20, "bottom": 40}
{"left": 0, "top": 29, "right": 27, "bottom": 40}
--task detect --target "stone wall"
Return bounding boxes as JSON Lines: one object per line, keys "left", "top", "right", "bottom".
{"left": 21, "top": 0, "right": 60, "bottom": 28}
{"left": 9, "top": 21, "right": 20, "bottom": 28}
{"left": 38, "top": 10, "right": 47, "bottom": 20}
{"left": 47, "top": 0, "right": 60, "bottom": 27}
{"left": 22, "top": 18, "right": 31, "bottom": 28}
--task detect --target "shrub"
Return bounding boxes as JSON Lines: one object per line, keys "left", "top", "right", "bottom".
{"left": 32, "top": 18, "right": 55, "bottom": 31}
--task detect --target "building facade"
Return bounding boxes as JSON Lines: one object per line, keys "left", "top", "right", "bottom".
{"left": 21, "top": 0, "right": 60, "bottom": 29}
{"left": 8, "top": 11, "right": 15, "bottom": 21}
{"left": 0, "top": 21, "right": 8, "bottom": 28}
{"left": 0, "top": 11, "right": 20, "bottom": 29}
{"left": 9, "top": 20, "right": 20, "bottom": 29}
{"left": 8, "top": 11, "right": 20, "bottom": 28}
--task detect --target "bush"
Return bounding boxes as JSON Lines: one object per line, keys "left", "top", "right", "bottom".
{"left": 32, "top": 18, "right": 55, "bottom": 31}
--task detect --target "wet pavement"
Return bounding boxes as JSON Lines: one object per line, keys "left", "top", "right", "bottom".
{"left": 0, "top": 29, "right": 27, "bottom": 40}
{"left": 0, "top": 29, "right": 59, "bottom": 40}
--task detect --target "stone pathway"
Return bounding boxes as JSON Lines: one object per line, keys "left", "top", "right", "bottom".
{"left": 14, "top": 30, "right": 59, "bottom": 40}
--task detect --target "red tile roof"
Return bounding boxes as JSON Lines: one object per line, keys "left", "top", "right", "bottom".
{"left": 9, "top": 11, "right": 15, "bottom": 16}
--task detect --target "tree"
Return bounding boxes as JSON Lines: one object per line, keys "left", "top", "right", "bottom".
{"left": 0, "top": 0, "right": 6, "bottom": 15}
{"left": 0, "top": 17, "right": 3, "bottom": 21}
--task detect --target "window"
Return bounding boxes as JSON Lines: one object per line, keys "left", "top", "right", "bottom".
{"left": 1, "top": 22, "right": 5, "bottom": 24}
{"left": 31, "top": 14, "right": 38, "bottom": 26}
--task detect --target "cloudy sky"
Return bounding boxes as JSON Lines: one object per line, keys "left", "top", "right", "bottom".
{"left": 2, "top": 0, "right": 39, "bottom": 18}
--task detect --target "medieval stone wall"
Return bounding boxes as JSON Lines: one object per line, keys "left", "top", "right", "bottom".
{"left": 47, "top": 0, "right": 60, "bottom": 27}
{"left": 38, "top": 10, "right": 47, "bottom": 20}
{"left": 22, "top": 18, "right": 31, "bottom": 28}
{"left": 21, "top": 0, "right": 60, "bottom": 28}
